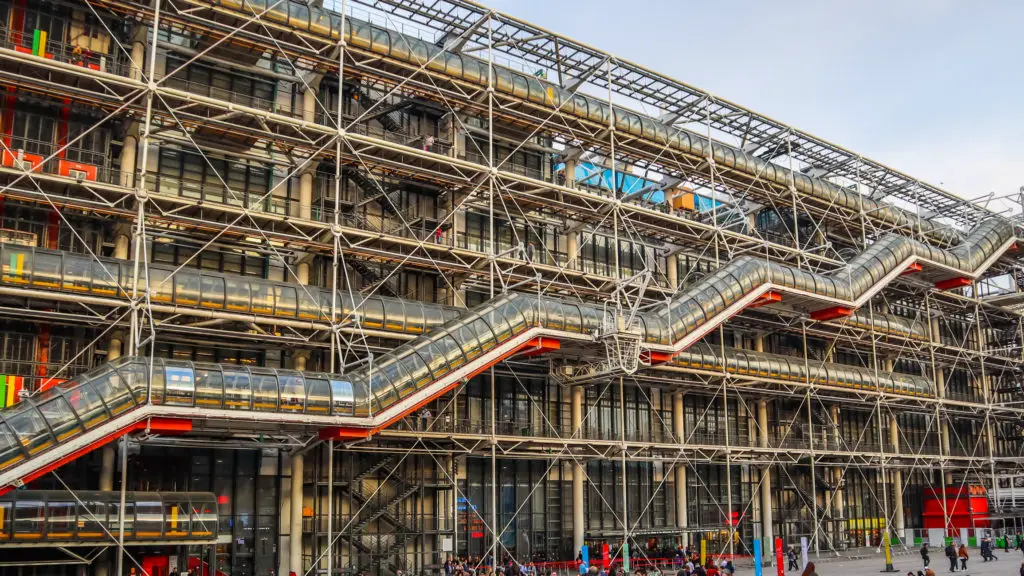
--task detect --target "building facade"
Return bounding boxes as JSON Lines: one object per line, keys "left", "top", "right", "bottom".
{"left": 0, "top": 0, "right": 1022, "bottom": 575}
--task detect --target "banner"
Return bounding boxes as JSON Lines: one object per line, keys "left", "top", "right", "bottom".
{"left": 774, "top": 537, "right": 784, "bottom": 576}
{"left": 800, "top": 537, "right": 809, "bottom": 569}
{"left": 622, "top": 543, "right": 630, "bottom": 573}
{"left": 753, "top": 539, "right": 763, "bottom": 576}
{"left": 579, "top": 545, "right": 588, "bottom": 575}
{"left": 700, "top": 539, "right": 706, "bottom": 567}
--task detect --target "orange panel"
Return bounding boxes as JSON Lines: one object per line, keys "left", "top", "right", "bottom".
{"left": 747, "top": 291, "right": 782, "bottom": 309}
{"left": 902, "top": 262, "right": 922, "bottom": 275}
{"left": 810, "top": 306, "right": 853, "bottom": 322}
{"left": 935, "top": 276, "right": 972, "bottom": 291}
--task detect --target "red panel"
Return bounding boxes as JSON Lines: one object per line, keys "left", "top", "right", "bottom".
{"left": 143, "top": 417, "right": 192, "bottom": 434}
{"left": 142, "top": 556, "right": 169, "bottom": 576}
{"left": 319, "top": 426, "right": 371, "bottom": 441}
{"left": 642, "top": 350, "right": 674, "bottom": 365}
{"left": 810, "top": 306, "right": 853, "bottom": 321}
{"left": 516, "top": 337, "right": 560, "bottom": 357}
{"left": 935, "top": 276, "right": 972, "bottom": 290}
{"left": 747, "top": 291, "right": 781, "bottom": 309}
{"left": 922, "top": 486, "right": 990, "bottom": 529}
{"left": 901, "top": 262, "right": 922, "bottom": 275}
{"left": 57, "top": 159, "right": 98, "bottom": 181}
{"left": 1, "top": 150, "right": 44, "bottom": 172}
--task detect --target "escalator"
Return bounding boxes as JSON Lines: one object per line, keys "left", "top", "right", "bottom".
{"left": 0, "top": 218, "right": 1014, "bottom": 494}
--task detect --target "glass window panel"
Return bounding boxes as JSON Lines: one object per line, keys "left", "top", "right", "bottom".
{"left": 250, "top": 372, "right": 279, "bottom": 411}
{"left": 195, "top": 366, "right": 224, "bottom": 409}
{"left": 36, "top": 395, "right": 81, "bottom": 442}
{"left": 250, "top": 282, "right": 273, "bottom": 315}
{"left": 46, "top": 501, "right": 75, "bottom": 538}
{"left": 62, "top": 254, "right": 92, "bottom": 292}
{"left": 200, "top": 275, "right": 225, "bottom": 309}
{"left": 223, "top": 369, "right": 252, "bottom": 410}
{"left": 278, "top": 372, "right": 305, "bottom": 412}
{"left": 5, "top": 403, "right": 54, "bottom": 456}
{"left": 91, "top": 260, "right": 120, "bottom": 296}
{"left": 274, "top": 285, "right": 297, "bottom": 318}
{"left": 224, "top": 276, "right": 251, "bottom": 312}
{"left": 174, "top": 271, "right": 201, "bottom": 306}
{"left": 75, "top": 501, "right": 105, "bottom": 539}
{"left": 162, "top": 362, "right": 195, "bottom": 406}
{"left": 328, "top": 380, "right": 354, "bottom": 415}
{"left": 135, "top": 497, "right": 163, "bottom": 538}
{"left": 13, "top": 499, "right": 43, "bottom": 536}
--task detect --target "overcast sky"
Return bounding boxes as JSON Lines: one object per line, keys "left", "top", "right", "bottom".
{"left": 492, "top": 0, "right": 1024, "bottom": 213}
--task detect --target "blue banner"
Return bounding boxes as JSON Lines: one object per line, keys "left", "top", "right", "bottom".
{"left": 753, "top": 539, "right": 763, "bottom": 576}
{"left": 580, "top": 545, "right": 589, "bottom": 575}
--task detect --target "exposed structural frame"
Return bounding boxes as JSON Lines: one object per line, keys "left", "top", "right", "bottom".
{"left": 0, "top": 0, "right": 1021, "bottom": 573}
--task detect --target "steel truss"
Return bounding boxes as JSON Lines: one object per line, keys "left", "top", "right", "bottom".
{"left": 0, "top": 0, "right": 1022, "bottom": 574}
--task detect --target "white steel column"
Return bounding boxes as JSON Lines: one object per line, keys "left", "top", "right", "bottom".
{"left": 889, "top": 415, "right": 905, "bottom": 542}
{"left": 758, "top": 398, "right": 773, "bottom": 560}
{"left": 830, "top": 405, "right": 844, "bottom": 548}
{"left": 566, "top": 229, "right": 579, "bottom": 271}
{"left": 290, "top": 454, "right": 304, "bottom": 576}
{"left": 666, "top": 253, "right": 679, "bottom": 292}
{"left": 572, "top": 386, "right": 585, "bottom": 558}
{"left": 673, "top": 392, "right": 687, "bottom": 543}
{"left": 119, "top": 130, "right": 138, "bottom": 188}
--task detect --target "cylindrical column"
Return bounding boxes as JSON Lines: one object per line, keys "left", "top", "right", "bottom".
{"left": 673, "top": 393, "right": 687, "bottom": 541}
{"left": 566, "top": 229, "right": 579, "bottom": 270}
{"left": 290, "top": 454, "right": 304, "bottom": 576}
{"left": 666, "top": 253, "right": 679, "bottom": 291}
{"left": 114, "top": 229, "right": 131, "bottom": 260}
{"left": 297, "top": 88, "right": 316, "bottom": 220}
{"left": 889, "top": 415, "right": 905, "bottom": 541}
{"left": 108, "top": 332, "right": 123, "bottom": 361}
{"left": 758, "top": 399, "right": 773, "bottom": 558}
{"left": 571, "top": 387, "right": 585, "bottom": 558}
{"left": 100, "top": 445, "right": 115, "bottom": 491}
{"left": 297, "top": 262, "right": 310, "bottom": 286}
{"left": 119, "top": 133, "right": 138, "bottom": 188}
{"left": 129, "top": 36, "right": 146, "bottom": 81}
{"left": 830, "top": 405, "right": 844, "bottom": 548}
{"left": 293, "top": 352, "right": 308, "bottom": 372}
{"left": 299, "top": 172, "right": 313, "bottom": 220}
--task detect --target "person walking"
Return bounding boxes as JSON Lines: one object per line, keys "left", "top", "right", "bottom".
{"left": 944, "top": 542, "right": 957, "bottom": 572}
{"left": 787, "top": 546, "right": 799, "bottom": 571}
{"left": 921, "top": 543, "right": 930, "bottom": 568}
{"left": 957, "top": 543, "right": 968, "bottom": 571}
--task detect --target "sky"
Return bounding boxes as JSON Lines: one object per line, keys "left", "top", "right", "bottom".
{"left": 488, "top": 0, "right": 1024, "bottom": 214}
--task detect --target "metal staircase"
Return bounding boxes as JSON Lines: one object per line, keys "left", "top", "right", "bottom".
{"left": 356, "top": 86, "right": 405, "bottom": 134}
{"left": 340, "top": 457, "right": 420, "bottom": 576}
{"left": 347, "top": 169, "right": 404, "bottom": 217}
{"left": 348, "top": 258, "right": 398, "bottom": 297}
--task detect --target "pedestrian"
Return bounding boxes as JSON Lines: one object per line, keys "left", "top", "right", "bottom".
{"left": 944, "top": 542, "right": 957, "bottom": 572}
{"left": 921, "top": 543, "right": 930, "bottom": 568}
{"left": 787, "top": 546, "right": 799, "bottom": 571}
{"left": 958, "top": 543, "right": 968, "bottom": 571}
{"left": 799, "top": 562, "right": 817, "bottom": 576}
{"left": 1007, "top": 534, "right": 1012, "bottom": 553}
